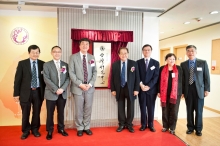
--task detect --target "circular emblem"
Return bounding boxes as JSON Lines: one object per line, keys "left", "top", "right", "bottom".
{"left": 10, "top": 27, "right": 29, "bottom": 45}
{"left": 100, "top": 46, "right": 105, "bottom": 51}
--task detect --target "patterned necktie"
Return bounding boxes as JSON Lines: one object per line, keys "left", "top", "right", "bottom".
{"left": 56, "top": 61, "right": 61, "bottom": 87}
{"left": 121, "top": 62, "right": 126, "bottom": 87}
{"left": 31, "top": 61, "right": 37, "bottom": 88}
{"left": 146, "top": 59, "right": 148, "bottom": 72}
{"left": 189, "top": 61, "right": 194, "bottom": 85}
{"left": 83, "top": 55, "right": 88, "bottom": 83}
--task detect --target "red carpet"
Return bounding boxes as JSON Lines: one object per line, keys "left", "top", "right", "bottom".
{"left": 0, "top": 121, "right": 186, "bottom": 146}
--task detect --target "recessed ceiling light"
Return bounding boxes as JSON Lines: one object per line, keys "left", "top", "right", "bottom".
{"left": 210, "top": 11, "right": 219, "bottom": 14}
{"left": 184, "top": 22, "right": 190, "bottom": 24}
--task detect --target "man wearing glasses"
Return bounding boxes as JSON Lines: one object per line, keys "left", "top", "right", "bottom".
{"left": 181, "top": 45, "right": 210, "bottom": 136}
{"left": 43, "top": 46, "right": 70, "bottom": 140}
{"left": 13, "top": 45, "right": 45, "bottom": 139}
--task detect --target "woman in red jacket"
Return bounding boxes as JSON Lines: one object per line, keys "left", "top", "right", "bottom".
{"left": 158, "top": 53, "right": 182, "bottom": 135}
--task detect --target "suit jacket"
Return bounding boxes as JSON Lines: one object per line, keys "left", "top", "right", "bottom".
{"left": 180, "top": 58, "right": 210, "bottom": 99}
{"left": 69, "top": 52, "right": 97, "bottom": 95}
{"left": 13, "top": 58, "right": 45, "bottom": 102}
{"left": 43, "top": 60, "right": 70, "bottom": 100}
{"left": 158, "top": 65, "right": 183, "bottom": 96}
{"left": 137, "top": 58, "right": 159, "bottom": 94}
{"left": 111, "top": 59, "right": 140, "bottom": 101}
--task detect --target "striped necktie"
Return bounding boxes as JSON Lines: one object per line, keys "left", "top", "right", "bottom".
{"left": 83, "top": 55, "right": 88, "bottom": 83}
{"left": 31, "top": 61, "right": 37, "bottom": 88}
{"left": 189, "top": 61, "right": 194, "bottom": 85}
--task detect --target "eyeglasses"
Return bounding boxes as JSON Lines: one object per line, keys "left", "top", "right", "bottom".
{"left": 119, "top": 53, "right": 128, "bottom": 56}
{"left": 30, "top": 52, "right": 40, "bottom": 55}
{"left": 52, "top": 51, "right": 62, "bottom": 53}
{"left": 143, "top": 49, "right": 151, "bottom": 52}
{"left": 187, "top": 50, "right": 196, "bottom": 53}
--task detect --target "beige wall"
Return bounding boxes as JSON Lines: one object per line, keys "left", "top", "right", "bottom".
{"left": 159, "top": 24, "right": 220, "bottom": 111}
{"left": 0, "top": 11, "right": 57, "bottom": 126}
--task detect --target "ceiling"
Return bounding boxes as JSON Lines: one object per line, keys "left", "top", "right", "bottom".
{"left": 0, "top": 0, "right": 220, "bottom": 40}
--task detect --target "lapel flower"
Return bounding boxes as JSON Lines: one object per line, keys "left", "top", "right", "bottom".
{"left": 89, "top": 59, "right": 95, "bottom": 64}
{"left": 60, "top": 66, "right": 66, "bottom": 73}
{"left": 131, "top": 66, "right": 135, "bottom": 72}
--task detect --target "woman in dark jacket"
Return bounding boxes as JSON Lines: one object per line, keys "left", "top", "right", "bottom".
{"left": 158, "top": 53, "right": 182, "bottom": 135}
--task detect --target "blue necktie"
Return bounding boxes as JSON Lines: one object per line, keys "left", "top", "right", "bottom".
{"left": 146, "top": 59, "right": 148, "bottom": 72}
{"left": 31, "top": 61, "right": 37, "bottom": 88}
{"left": 189, "top": 61, "right": 194, "bottom": 85}
{"left": 121, "top": 62, "right": 125, "bottom": 87}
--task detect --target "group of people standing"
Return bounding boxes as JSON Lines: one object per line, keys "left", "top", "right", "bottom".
{"left": 13, "top": 38, "right": 210, "bottom": 141}
{"left": 14, "top": 38, "right": 97, "bottom": 140}
{"left": 111, "top": 44, "right": 210, "bottom": 137}
{"left": 158, "top": 45, "right": 210, "bottom": 136}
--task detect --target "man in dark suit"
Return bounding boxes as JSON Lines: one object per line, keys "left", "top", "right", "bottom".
{"left": 13, "top": 45, "right": 45, "bottom": 139}
{"left": 180, "top": 45, "right": 210, "bottom": 136}
{"left": 111, "top": 47, "right": 140, "bottom": 133}
{"left": 43, "top": 46, "right": 70, "bottom": 140}
{"left": 137, "top": 44, "right": 159, "bottom": 132}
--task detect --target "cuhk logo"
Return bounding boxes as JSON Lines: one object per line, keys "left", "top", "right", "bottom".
{"left": 10, "top": 27, "right": 29, "bottom": 45}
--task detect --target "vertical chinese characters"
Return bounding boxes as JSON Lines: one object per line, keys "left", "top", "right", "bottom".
{"left": 94, "top": 43, "right": 111, "bottom": 87}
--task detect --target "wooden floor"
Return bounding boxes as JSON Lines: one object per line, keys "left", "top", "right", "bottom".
{"left": 158, "top": 117, "right": 220, "bottom": 146}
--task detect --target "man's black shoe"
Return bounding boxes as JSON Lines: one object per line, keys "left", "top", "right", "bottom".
{"left": 21, "top": 132, "right": 30, "bottom": 140}
{"left": 58, "top": 129, "right": 68, "bottom": 136}
{"left": 116, "top": 126, "right": 125, "bottom": 132}
{"left": 77, "top": 130, "right": 83, "bottom": 136}
{"left": 46, "top": 132, "right": 52, "bottom": 140}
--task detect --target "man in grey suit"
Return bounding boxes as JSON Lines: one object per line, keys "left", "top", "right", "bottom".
{"left": 69, "top": 38, "right": 97, "bottom": 137}
{"left": 181, "top": 45, "right": 210, "bottom": 136}
{"left": 43, "top": 46, "right": 70, "bottom": 140}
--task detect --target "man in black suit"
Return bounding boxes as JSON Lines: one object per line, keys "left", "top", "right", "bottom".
{"left": 13, "top": 45, "right": 45, "bottom": 139}
{"left": 137, "top": 44, "right": 159, "bottom": 132}
{"left": 111, "top": 47, "right": 140, "bottom": 133}
{"left": 180, "top": 45, "right": 210, "bottom": 136}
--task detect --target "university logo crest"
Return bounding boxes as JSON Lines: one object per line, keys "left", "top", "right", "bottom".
{"left": 10, "top": 27, "right": 29, "bottom": 45}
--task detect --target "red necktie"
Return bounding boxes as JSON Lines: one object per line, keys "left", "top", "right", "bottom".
{"left": 83, "top": 55, "right": 88, "bottom": 83}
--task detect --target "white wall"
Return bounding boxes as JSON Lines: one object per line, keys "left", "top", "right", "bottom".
{"left": 159, "top": 24, "right": 220, "bottom": 111}
{"left": 143, "top": 15, "right": 159, "bottom": 59}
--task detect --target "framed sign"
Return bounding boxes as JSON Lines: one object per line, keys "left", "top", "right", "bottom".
{"left": 93, "top": 42, "right": 111, "bottom": 87}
